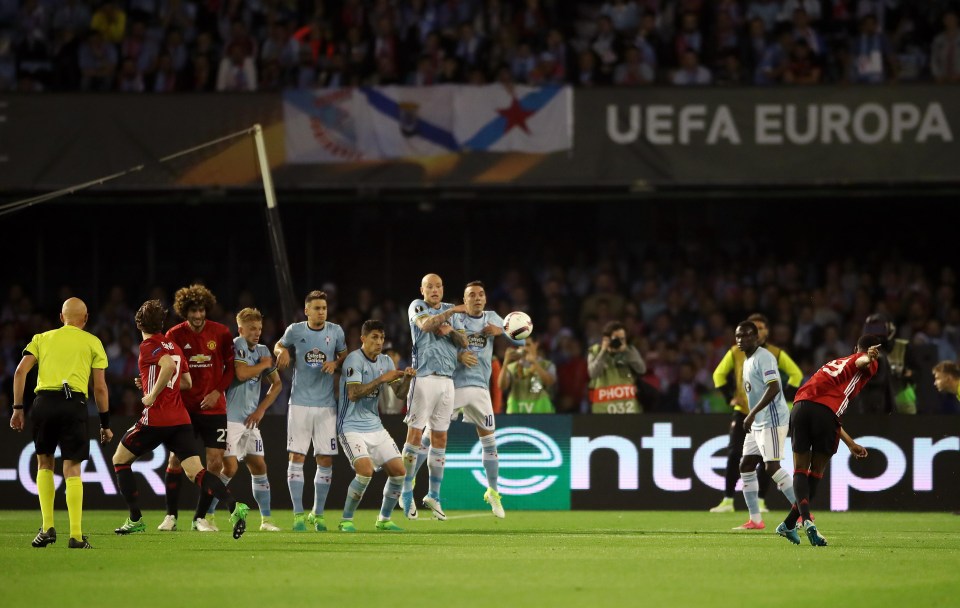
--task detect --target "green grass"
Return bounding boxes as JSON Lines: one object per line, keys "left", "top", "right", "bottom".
{"left": 2, "top": 510, "right": 959, "bottom": 608}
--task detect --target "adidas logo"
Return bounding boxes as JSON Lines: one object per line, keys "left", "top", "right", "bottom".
{"left": 184, "top": 344, "right": 192, "bottom": 349}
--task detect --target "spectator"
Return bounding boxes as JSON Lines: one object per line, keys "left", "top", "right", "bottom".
{"left": 613, "top": 46, "right": 653, "bottom": 85}
{"left": 217, "top": 40, "right": 256, "bottom": 91}
{"left": 147, "top": 51, "right": 178, "bottom": 91}
{"left": 672, "top": 48, "right": 712, "bottom": 85}
{"left": 783, "top": 38, "right": 822, "bottom": 83}
{"left": 756, "top": 26, "right": 794, "bottom": 84}
{"left": 747, "top": 0, "right": 781, "bottom": 33}
{"left": 792, "top": 8, "right": 826, "bottom": 56}
{"left": 78, "top": 30, "right": 117, "bottom": 90}
{"left": 90, "top": 1, "right": 127, "bottom": 45}
{"left": 851, "top": 13, "right": 896, "bottom": 83}
{"left": 931, "top": 10, "right": 960, "bottom": 83}
{"left": 601, "top": 0, "right": 640, "bottom": 34}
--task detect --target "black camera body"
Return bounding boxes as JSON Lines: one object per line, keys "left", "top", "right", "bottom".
{"left": 609, "top": 337, "right": 623, "bottom": 349}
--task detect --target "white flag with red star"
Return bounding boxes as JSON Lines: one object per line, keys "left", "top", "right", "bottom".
{"left": 453, "top": 84, "right": 573, "bottom": 154}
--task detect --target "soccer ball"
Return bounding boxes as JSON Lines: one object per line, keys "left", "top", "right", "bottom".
{"left": 503, "top": 311, "right": 533, "bottom": 340}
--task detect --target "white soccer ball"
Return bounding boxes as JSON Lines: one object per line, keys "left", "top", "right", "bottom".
{"left": 503, "top": 311, "right": 533, "bottom": 340}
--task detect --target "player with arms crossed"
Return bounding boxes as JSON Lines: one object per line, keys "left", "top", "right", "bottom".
{"left": 731, "top": 321, "right": 799, "bottom": 531}
{"left": 114, "top": 300, "right": 249, "bottom": 538}
{"left": 274, "top": 290, "right": 347, "bottom": 531}
{"left": 159, "top": 284, "right": 235, "bottom": 532}
{"left": 336, "top": 320, "right": 416, "bottom": 532}
{"left": 412, "top": 281, "right": 523, "bottom": 518}
{"left": 223, "top": 307, "right": 283, "bottom": 531}
{"left": 776, "top": 335, "right": 880, "bottom": 546}
{"left": 399, "top": 273, "right": 468, "bottom": 521}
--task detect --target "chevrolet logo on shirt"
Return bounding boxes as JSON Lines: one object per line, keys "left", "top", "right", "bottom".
{"left": 189, "top": 354, "right": 212, "bottom": 365}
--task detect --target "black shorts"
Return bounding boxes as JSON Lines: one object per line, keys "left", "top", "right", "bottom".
{"left": 727, "top": 411, "right": 747, "bottom": 453}
{"left": 30, "top": 391, "right": 90, "bottom": 462}
{"left": 120, "top": 424, "right": 198, "bottom": 461}
{"left": 790, "top": 400, "right": 842, "bottom": 456}
{"left": 189, "top": 412, "right": 227, "bottom": 450}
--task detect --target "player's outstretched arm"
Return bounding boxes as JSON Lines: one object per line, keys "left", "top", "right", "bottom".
{"left": 855, "top": 345, "right": 882, "bottom": 369}
{"left": 840, "top": 427, "right": 868, "bottom": 458}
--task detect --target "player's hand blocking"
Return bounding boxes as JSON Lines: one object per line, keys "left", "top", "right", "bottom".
{"left": 482, "top": 324, "right": 503, "bottom": 336}
{"left": 850, "top": 443, "right": 869, "bottom": 458}
{"left": 100, "top": 428, "right": 114, "bottom": 444}
{"left": 459, "top": 351, "right": 479, "bottom": 367}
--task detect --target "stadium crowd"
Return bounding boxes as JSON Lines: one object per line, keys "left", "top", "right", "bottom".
{"left": 2, "top": 245, "right": 959, "bottom": 416}
{"left": 2, "top": 0, "right": 959, "bottom": 92}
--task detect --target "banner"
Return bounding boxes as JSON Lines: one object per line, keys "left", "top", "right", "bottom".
{"left": 283, "top": 84, "right": 572, "bottom": 162}
{"left": 2, "top": 86, "right": 959, "bottom": 191}
{"left": 1, "top": 415, "right": 956, "bottom": 512}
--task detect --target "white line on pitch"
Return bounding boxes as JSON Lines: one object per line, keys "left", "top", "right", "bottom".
{"left": 443, "top": 513, "right": 494, "bottom": 520}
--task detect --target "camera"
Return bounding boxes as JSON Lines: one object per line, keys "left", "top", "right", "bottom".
{"left": 609, "top": 337, "right": 623, "bottom": 349}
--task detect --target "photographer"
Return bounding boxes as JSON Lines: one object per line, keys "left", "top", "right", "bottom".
{"left": 587, "top": 321, "right": 647, "bottom": 413}
{"left": 498, "top": 336, "right": 556, "bottom": 414}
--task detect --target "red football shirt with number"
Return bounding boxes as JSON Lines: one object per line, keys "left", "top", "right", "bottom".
{"left": 166, "top": 320, "right": 235, "bottom": 415}
{"left": 138, "top": 334, "right": 191, "bottom": 427}
{"left": 794, "top": 353, "right": 879, "bottom": 418}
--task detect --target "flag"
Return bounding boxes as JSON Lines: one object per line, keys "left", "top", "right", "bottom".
{"left": 455, "top": 84, "right": 573, "bottom": 153}
{"left": 283, "top": 85, "right": 574, "bottom": 163}
{"left": 283, "top": 88, "right": 364, "bottom": 163}
{"left": 354, "top": 85, "right": 458, "bottom": 159}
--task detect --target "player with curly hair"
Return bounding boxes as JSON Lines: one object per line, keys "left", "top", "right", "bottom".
{"left": 158, "top": 283, "right": 236, "bottom": 533}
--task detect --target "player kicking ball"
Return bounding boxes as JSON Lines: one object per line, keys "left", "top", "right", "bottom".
{"left": 335, "top": 320, "right": 416, "bottom": 532}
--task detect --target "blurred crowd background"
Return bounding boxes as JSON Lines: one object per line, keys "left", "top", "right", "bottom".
{"left": 3, "top": 0, "right": 960, "bottom": 92}
{"left": 3, "top": 226, "right": 958, "bottom": 416}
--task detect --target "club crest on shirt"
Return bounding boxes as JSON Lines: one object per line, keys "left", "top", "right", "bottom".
{"left": 207, "top": 340, "right": 217, "bottom": 351}
{"left": 305, "top": 349, "right": 327, "bottom": 367}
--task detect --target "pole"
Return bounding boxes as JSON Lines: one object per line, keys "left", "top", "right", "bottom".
{"left": 253, "top": 124, "right": 298, "bottom": 325}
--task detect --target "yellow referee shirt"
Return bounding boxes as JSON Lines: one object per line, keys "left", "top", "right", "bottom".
{"left": 24, "top": 325, "right": 108, "bottom": 395}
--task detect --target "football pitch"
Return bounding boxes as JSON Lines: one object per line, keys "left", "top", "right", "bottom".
{"left": 2, "top": 510, "right": 958, "bottom": 608}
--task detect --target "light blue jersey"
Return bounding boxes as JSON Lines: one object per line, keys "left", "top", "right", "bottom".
{"left": 408, "top": 299, "right": 458, "bottom": 377}
{"left": 279, "top": 321, "right": 346, "bottom": 407}
{"left": 452, "top": 311, "right": 503, "bottom": 389}
{"left": 742, "top": 346, "right": 789, "bottom": 430}
{"left": 226, "top": 337, "right": 275, "bottom": 423}
{"left": 337, "top": 349, "right": 395, "bottom": 434}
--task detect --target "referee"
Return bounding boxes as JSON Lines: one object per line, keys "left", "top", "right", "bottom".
{"left": 9, "top": 297, "right": 112, "bottom": 549}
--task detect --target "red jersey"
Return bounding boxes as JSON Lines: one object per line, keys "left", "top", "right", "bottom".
{"left": 166, "top": 320, "right": 235, "bottom": 415}
{"left": 138, "top": 334, "right": 191, "bottom": 427}
{"left": 794, "top": 353, "right": 879, "bottom": 418}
